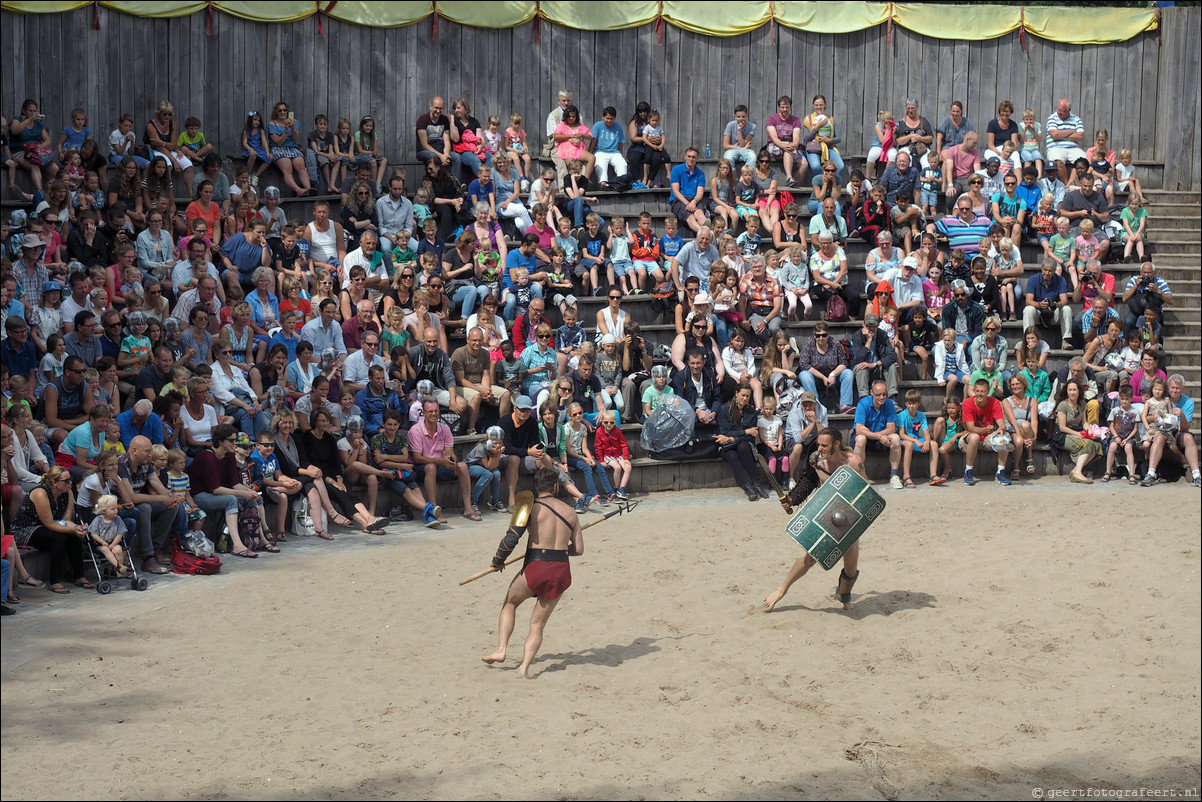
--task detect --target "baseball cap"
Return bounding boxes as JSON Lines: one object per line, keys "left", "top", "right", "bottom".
{"left": 514, "top": 395, "right": 534, "bottom": 410}
{"left": 41, "top": 280, "right": 62, "bottom": 294}
{"left": 34, "top": 200, "right": 50, "bottom": 216}
{"left": 985, "top": 156, "right": 1001, "bottom": 165}
{"left": 234, "top": 432, "right": 253, "bottom": 447}
{"left": 600, "top": 334, "right": 616, "bottom": 345}
{"left": 20, "top": 233, "right": 44, "bottom": 249}
{"left": 902, "top": 256, "right": 918, "bottom": 270}
{"left": 800, "top": 391, "right": 817, "bottom": 405}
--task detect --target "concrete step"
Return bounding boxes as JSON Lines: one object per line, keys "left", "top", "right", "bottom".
{"left": 1143, "top": 203, "right": 1202, "bottom": 217}
{"left": 1144, "top": 215, "right": 1201, "bottom": 231}
{"left": 1142, "top": 190, "right": 1201, "bottom": 202}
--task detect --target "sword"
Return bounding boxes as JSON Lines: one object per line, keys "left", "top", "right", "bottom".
{"left": 754, "top": 450, "right": 787, "bottom": 502}
{"left": 458, "top": 498, "right": 639, "bottom": 586}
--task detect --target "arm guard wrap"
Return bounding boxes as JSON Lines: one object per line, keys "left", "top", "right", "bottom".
{"left": 492, "top": 525, "right": 526, "bottom": 569}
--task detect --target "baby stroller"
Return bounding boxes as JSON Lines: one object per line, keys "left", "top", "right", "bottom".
{"left": 82, "top": 523, "right": 149, "bottom": 594}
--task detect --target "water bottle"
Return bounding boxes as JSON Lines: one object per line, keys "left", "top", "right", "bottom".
{"left": 704, "top": 143, "right": 711, "bottom": 159}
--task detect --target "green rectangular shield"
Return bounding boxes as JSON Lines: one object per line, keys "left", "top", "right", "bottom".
{"left": 783, "top": 465, "right": 885, "bottom": 570}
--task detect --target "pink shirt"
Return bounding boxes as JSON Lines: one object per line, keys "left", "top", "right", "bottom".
{"left": 407, "top": 419, "right": 454, "bottom": 459}
{"left": 947, "top": 145, "right": 979, "bottom": 179}
{"left": 554, "top": 122, "right": 590, "bottom": 160}
{"left": 766, "top": 113, "right": 801, "bottom": 145}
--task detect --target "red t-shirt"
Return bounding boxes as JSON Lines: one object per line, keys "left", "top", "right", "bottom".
{"left": 962, "top": 396, "right": 1003, "bottom": 429}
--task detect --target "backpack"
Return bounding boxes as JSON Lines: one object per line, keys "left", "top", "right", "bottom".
{"left": 238, "top": 504, "right": 264, "bottom": 551}
{"left": 825, "top": 293, "right": 849, "bottom": 322}
{"left": 171, "top": 540, "right": 222, "bottom": 575}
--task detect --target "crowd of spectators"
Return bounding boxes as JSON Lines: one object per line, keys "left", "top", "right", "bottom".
{"left": 0, "top": 88, "right": 1197, "bottom": 612}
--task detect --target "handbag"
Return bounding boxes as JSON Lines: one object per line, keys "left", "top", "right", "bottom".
{"left": 292, "top": 496, "right": 315, "bottom": 538}
{"left": 825, "top": 293, "right": 849, "bottom": 322}
{"left": 23, "top": 143, "right": 53, "bottom": 166}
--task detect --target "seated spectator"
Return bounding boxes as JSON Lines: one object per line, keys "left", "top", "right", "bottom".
{"left": 116, "top": 398, "right": 164, "bottom": 448}
{"left": 808, "top": 231, "right": 859, "bottom": 320}
{"left": 183, "top": 423, "right": 263, "bottom": 556}
{"left": 1121, "top": 261, "right": 1173, "bottom": 335}
{"left": 1023, "top": 260, "right": 1072, "bottom": 350}
{"left": 961, "top": 378, "right": 1009, "bottom": 485}
{"left": 1057, "top": 173, "right": 1111, "bottom": 259}
{"left": 1056, "top": 356, "right": 1103, "bottom": 424}
{"left": 299, "top": 408, "right": 388, "bottom": 533}
{"left": 716, "top": 386, "right": 769, "bottom": 502}
{"left": 1045, "top": 99, "right": 1087, "bottom": 182}
{"left": 928, "top": 196, "right": 992, "bottom": 257}
{"left": 738, "top": 255, "right": 782, "bottom": 345}
{"left": 409, "top": 326, "right": 465, "bottom": 420}
{"left": 1055, "top": 378, "right": 1102, "bottom": 484}
{"left": 1142, "top": 375, "right": 1201, "bottom": 487}
{"left": 452, "top": 327, "right": 509, "bottom": 433}
{"left": 672, "top": 351, "right": 720, "bottom": 426}
{"left": 342, "top": 330, "right": 387, "bottom": 395}
{"left": 408, "top": 398, "right": 478, "bottom": 521}
{"left": 9, "top": 467, "right": 89, "bottom": 594}
{"left": 851, "top": 313, "right": 897, "bottom": 401}
{"left": 852, "top": 380, "right": 903, "bottom": 488}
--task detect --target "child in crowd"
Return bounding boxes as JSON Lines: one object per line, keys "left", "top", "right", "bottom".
{"left": 119, "top": 311, "right": 152, "bottom": 375}
{"left": 161, "top": 365, "right": 192, "bottom": 400}
{"left": 87, "top": 494, "right": 130, "bottom": 576}
{"left": 891, "top": 194, "right": 923, "bottom": 253}
{"left": 1140, "top": 377, "right": 1172, "bottom": 446}
{"left": 595, "top": 334, "right": 624, "bottom": 419}
{"left": 554, "top": 213, "right": 581, "bottom": 272}
{"left": 468, "top": 163, "right": 496, "bottom": 218}
{"left": 57, "top": 107, "right": 92, "bottom": 160}
{"left": 530, "top": 167, "right": 562, "bottom": 225}
{"left": 866, "top": 110, "right": 895, "bottom": 180}
{"left": 1019, "top": 108, "right": 1044, "bottom": 178}
{"left": 607, "top": 216, "right": 639, "bottom": 295}
{"left": 331, "top": 118, "right": 356, "bottom": 188}
{"left": 659, "top": 216, "right": 683, "bottom": 262}
{"left": 735, "top": 165, "right": 759, "bottom": 219}
{"left": 642, "top": 364, "right": 674, "bottom": 419}
{"left": 495, "top": 339, "right": 523, "bottom": 397}
{"left": 736, "top": 213, "right": 763, "bottom": 256}
{"left": 595, "top": 410, "right": 632, "bottom": 498}
{"left": 504, "top": 113, "right": 533, "bottom": 185}
{"left": 630, "top": 211, "right": 663, "bottom": 287}
{"left": 578, "top": 213, "right": 607, "bottom": 293}
{"left": 61, "top": 149, "right": 85, "bottom": 192}
{"left": 464, "top": 427, "right": 507, "bottom": 515}
{"left": 36, "top": 333, "right": 67, "bottom": 397}
{"left": 968, "top": 354, "right": 1005, "bottom": 399}
{"left": 502, "top": 266, "right": 533, "bottom": 324}
{"left": 416, "top": 217, "right": 445, "bottom": 265}
{"left": 933, "top": 327, "right": 970, "bottom": 403}
{"left": 1068, "top": 219, "right": 1100, "bottom": 284}
{"left": 929, "top": 397, "right": 966, "bottom": 485}
{"left": 555, "top": 304, "right": 587, "bottom": 375}
{"left": 1115, "top": 149, "right": 1144, "bottom": 203}
{"left": 177, "top": 116, "right": 213, "bottom": 164}
{"left": 720, "top": 236, "right": 745, "bottom": 277}
{"left": 409, "top": 188, "right": 432, "bottom": 229}
{"left": 480, "top": 115, "right": 502, "bottom": 165}
{"left": 920, "top": 154, "right": 943, "bottom": 217}
{"left": 150, "top": 444, "right": 169, "bottom": 476}
{"left": 1032, "top": 195, "right": 1057, "bottom": 251}
{"left": 391, "top": 227, "right": 417, "bottom": 267}
{"left": 777, "top": 244, "right": 812, "bottom": 321}
{"left": 757, "top": 395, "right": 787, "bottom": 486}
{"left": 565, "top": 402, "right": 615, "bottom": 508}
{"left": 641, "top": 109, "right": 669, "bottom": 183}
{"left": 165, "top": 448, "right": 207, "bottom": 535}
{"left": 1105, "top": 384, "right": 1142, "bottom": 484}
{"left": 308, "top": 114, "right": 335, "bottom": 192}
{"left": 240, "top": 112, "right": 271, "bottom": 185}
{"left": 1118, "top": 330, "right": 1144, "bottom": 378}
{"left": 879, "top": 305, "right": 904, "bottom": 375}
{"left": 897, "top": 388, "right": 935, "bottom": 488}
{"left": 252, "top": 430, "right": 297, "bottom": 539}
{"left": 546, "top": 247, "right": 575, "bottom": 317}
{"left": 906, "top": 304, "right": 941, "bottom": 380}
{"left": 1120, "top": 194, "right": 1148, "bottom": 264}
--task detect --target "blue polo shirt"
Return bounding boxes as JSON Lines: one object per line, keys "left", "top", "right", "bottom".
{"left": 0, "top": 336, "right": 38, "bottom": 382}
{"left": 503, "top": 248, "right": 537, "bottom": 292}
{"left": 1025, "top": 273, "right": 1068, "bottom": 304}
{"left": 854, "top": 396, "right": 898, "bottom": 434}
{"left": 1172, "top": 393, "right": 1195, "bottom": 423}
{"left": 670, "top": 163, "right": 706, "bottom": 201}
{"left": 590, "top": 120, "right": 626, "bottom": 154}
{"left": 116, "top": 408, "right": 165, "bottom": 448}
{"left": 220, "top": 232, "right": 267, "bottom": 282}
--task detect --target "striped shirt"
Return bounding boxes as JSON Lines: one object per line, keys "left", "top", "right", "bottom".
{"left": 933, "top": 214, "right": 992, "bottom": 256}
{"left": 1045, "top": 112, "right": 1083, "bottom": 151}
{"left": 166, "top": 470, "right": 191, "bottom": 502}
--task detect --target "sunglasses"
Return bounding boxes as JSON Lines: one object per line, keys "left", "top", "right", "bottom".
{"left": 537, "top": 334, "right": 551, "bottom": 340}
{"left": 815, "top": 333, "right": 829, "bottom": 338}
{"left": 608, "top": 295, "right": 622, "bottom": 300}
{"left": 428, "top": 283, "right": 443, "bottom": 289}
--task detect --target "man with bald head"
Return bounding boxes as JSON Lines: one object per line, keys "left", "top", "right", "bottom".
{"left": 668, "top": 226, "right": 719, "bottom": 291}
{"left": 116, "top": 398, "right": 164, "bottom": 448}
{"left": 1045, "top": 98, "right": 1086, "bottom": 182}
{"left": 409, "top": 325, "right": 466, "bottom": 419}
{"left": 453, "top": 326, "right": 511, "bottom": 433}
{"left": 416, "top": 96, "right": 460, "bottom": 177}
{"left": 116, "top": 435, "right": 185, "bottom": 574}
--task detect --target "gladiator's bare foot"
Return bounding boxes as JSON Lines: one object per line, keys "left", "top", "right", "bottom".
{"left": 517, "top": 663, "right": 532, "bottom": 678}
{"left": 481, "top": 651, "right": 506, "bottom": 664}
{"left": 762, "top": 589, "right": 786, "bottom": 611}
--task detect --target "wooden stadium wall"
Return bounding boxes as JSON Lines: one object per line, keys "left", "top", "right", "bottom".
{"left": 2, "top": 5, "right": 1197, "bottom": 189}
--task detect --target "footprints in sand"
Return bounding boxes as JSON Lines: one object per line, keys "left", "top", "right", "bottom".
{"left": 844, "top": 741, "right": 900, "bottom": 800}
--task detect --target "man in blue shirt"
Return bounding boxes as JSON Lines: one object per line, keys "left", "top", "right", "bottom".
{"left": 299, "top": 298, "right": 347, "bottom": 361}
{"left": 590, "top": 106, "right": 629, "bottom": 191}
{"left": 853, "top": 380, "right": 903, "bottom": 488}
{"left": 116, "top": 399, "right": 165, "bottom": 448}
{"left": 219, "top": 219, "right": 271, "bottom": 292}
{"left": 1, "top": 316, "right": 38, "bottom": 385}
{"left": 669, "top": 147, "right": 712, "bottom": 234}
{"left": 1143, "top": 375, "right": 1201, "bottom": 488}
{"left": 1022, "top": 259, "right": 1072, "bottom": 349}
{"left": 354, "top": 364, "right": 403, "bottom": 437}
{"left": 501, "top": 234, "right": 545, "bottom": 298}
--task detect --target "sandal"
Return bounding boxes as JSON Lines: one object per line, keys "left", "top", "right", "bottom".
{"left": 364, "top": 517, "right": 389, "bottom": 533}
{"left": 462, "top": 510, "right": 483, "bottom": 521}
{"left": 260, "top": 541, "right": 280, "bottom": 553}
{"left": 1010, "top": 468, "right": 1020, "bottom": 482}
{"left": 1101, "top": 472, "right": 1111, "bottom": 483}
{"left": 232, "top": 549, "right": 258, "bottom": 558}
{"left": 929, "top": 475, "right": 947, "bottom": 486}
{"left": 1026, "top": 457, "right": 1036, "bottom": 475}
{"left": 1128, "top": 475, "right": 1138, "bottom": 485}
{"left": 75, "top": 578, "right": 95, "bottom": 590}
{"left": 48, "top": 584, "right": 71, "bottom": 594}
{"left": 902, "top": 478, "right": 916, "bottom": 489}
{"left": 315, "top": 530, "right": 334, "bottom": 541}
{"left": 331, "top": 513, "right": 354, "bottom": 527}
{"left": 7, "top": 592, "right": 20, "bottom": 604}
{"left": 18, "top": 575, "right": 44, "bottom": 588}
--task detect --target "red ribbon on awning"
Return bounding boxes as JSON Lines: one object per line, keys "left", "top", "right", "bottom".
{"left": 533, "top": 0, "right": 540, "bottom": 43}
{"left": 205, "top": 1, "right": 214, "bottom": 35}
{"left": 768, "top": 0, "right": 775, "bottom": 45}
{"left": 432, "top": 0, "right": 439, "bottom": 41}
{"left": 886, "top": 2, "right": 893, "bottom": 44}
{"left": 92, "top": 0, "right": 100, "bottom": 29}
{"left": 1018, "top": 6, "right": 1026, "bottom": 51}
{"left": 656, "top": 0, "right": 664, "bottom": 44}
{"left": 317, "top": 0, "right": 338, "bottom": 34}
{"left": 1155, "top": 6, "right": 1161, "bottom": 46}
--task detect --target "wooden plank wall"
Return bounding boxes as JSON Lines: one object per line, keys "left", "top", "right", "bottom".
{"left": 1, "top": 6, "right": 1197, "bottom": 189}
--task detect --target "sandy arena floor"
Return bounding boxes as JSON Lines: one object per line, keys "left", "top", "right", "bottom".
{"left": 2, "top": 481, "right": 1200, "bottom": 800}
